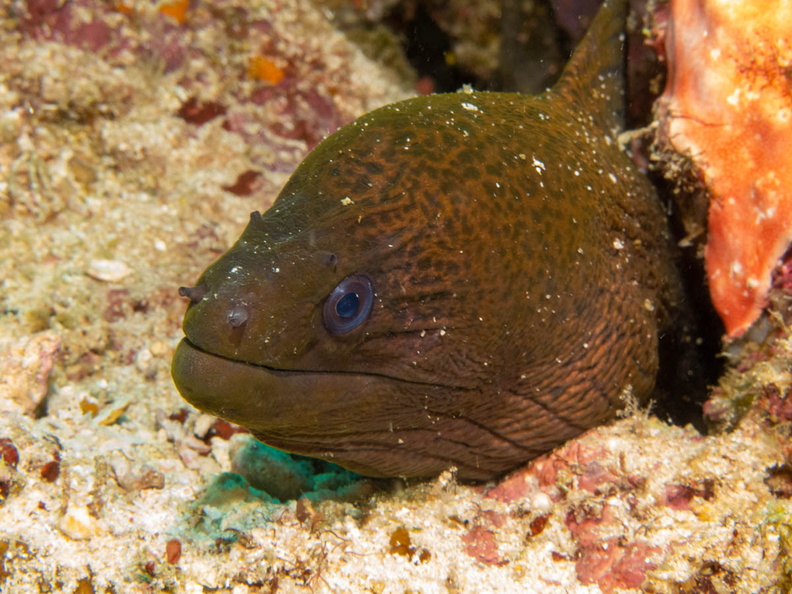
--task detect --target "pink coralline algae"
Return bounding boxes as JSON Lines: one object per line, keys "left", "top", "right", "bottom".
{"left": 483, "top": 436, "right": 663, "bottom": 591}
{"left": 657, "top": 0, "right": 792, "bottom": 337}
{"left": 461, "top": 525, "right": 505, "bottom": 566}
{"left": 16, "top": 0, "right": 185, "bottom": 69}
{"left": 661, "top": 479, "right": 715, "bottom": 511}
{"left": 566, "top": 504, "right": 660, "bottom": 593}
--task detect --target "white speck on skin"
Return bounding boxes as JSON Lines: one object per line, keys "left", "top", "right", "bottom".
{"left": 341, "top": 197, "right": 354, "bottom": 205}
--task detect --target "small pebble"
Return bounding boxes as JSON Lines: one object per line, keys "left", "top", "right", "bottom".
{"left": 134, "top": 347, "right": 153, "bottom": 372}
{"left": 114, "top": 463, "right": 165, "bottom": 491}
{"left": 40, "top": 459, "right": 60, "bottom": 483}
{"left": 0, "top": 439, "right": 19, "bottom": 468}
{"left": 94, "top": 397, "right": 132, "bottom": 426}
{"left": 58, "top": 505, "right": 99, "bottom": 540}
{"left": 531, "top": 492, "right": 554, "bottom": 514}
{"left": 166, "top": 538, "right": 182, "bottom": 564}
{"left": 149, "top": 341, "right": 169, "bottom": 357}
{"left": 0, "top": 332, "right": 61, "bottom": 415}
{"left": 87, "top": 259, "right": 133, "bottom": 282}
{"left": 193, "top": 414, "right": 216, "bottom": 439}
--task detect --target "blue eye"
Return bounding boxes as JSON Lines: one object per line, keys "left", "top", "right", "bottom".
{"left": 323, "top": 274, "right": 374, "bottom": 335}
{"left": 335, "top": 292, "right": 360, "bottom": 318}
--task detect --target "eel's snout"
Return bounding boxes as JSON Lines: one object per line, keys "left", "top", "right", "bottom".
{"left": 177, "top": 273, "right": 251, "bottom": 355}
{"left": 171, "top": 338, "right": 261, "bottom": 423}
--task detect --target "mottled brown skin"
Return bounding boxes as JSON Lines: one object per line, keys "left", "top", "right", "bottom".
{"left": 172, "top": 0, "right": 691, "bottom": 480}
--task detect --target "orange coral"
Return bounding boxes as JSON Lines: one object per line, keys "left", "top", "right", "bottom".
{"left": 159, "top": 0, "right": 189, "bottom": 25}
{"left": 248, "top": 55, "right": 286, "bottom": 85}
{"left": 658, "top": 0, "right": 792, "bottom": 337}
{"left": 115, "top": 1, "right": 134, "bottom": 16}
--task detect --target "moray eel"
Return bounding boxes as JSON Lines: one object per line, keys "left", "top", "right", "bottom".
{"left": 172, "top": 0, "right": 694, "bottom": 480}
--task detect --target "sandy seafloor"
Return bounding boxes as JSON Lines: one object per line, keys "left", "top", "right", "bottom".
{"left": 1, "top": 1, "right": 791, "bottom": 592}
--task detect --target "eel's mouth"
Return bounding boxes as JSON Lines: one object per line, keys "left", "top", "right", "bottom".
{"left": 174, "top": 337, "right": 462, "bottom": 390}
{"left": 170, "top": 338, "right": 505, "bottom": 479}
{"left": 171, "top": 338, "right": 463, "bottom": 441}
{"left": 171, "top": 337, "right": 346, "bottom": 430}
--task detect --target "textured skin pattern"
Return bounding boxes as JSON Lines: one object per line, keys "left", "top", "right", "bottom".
{"left": 172, "top": 0, "right": 692, "bottom": 480}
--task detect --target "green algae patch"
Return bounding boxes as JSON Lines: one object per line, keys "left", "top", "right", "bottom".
{"left": 231, "top": 438, "right": 366, "bottom": 503}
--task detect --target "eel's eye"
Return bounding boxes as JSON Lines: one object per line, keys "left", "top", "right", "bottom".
{"left": 323, "top": 274, "right": 374, "bottom": 335}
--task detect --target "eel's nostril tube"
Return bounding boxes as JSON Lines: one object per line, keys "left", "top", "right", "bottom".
{"left": 178, "top": 284, "right": 208, "bottom": 304}
{"left": 227, "top": 304, "right": 249, "bottom": 328}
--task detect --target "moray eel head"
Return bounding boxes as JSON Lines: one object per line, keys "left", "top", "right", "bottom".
{"left": 172, "top": 0, "right": 694, "bottom": 480}
{"left": 172, "top": 101, "right": 566, "bottom": 479}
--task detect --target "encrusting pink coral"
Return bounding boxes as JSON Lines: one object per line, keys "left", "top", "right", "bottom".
{"left": 657, "top": 0, "right": 792, "bottom": 337}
